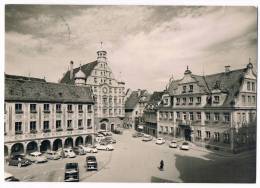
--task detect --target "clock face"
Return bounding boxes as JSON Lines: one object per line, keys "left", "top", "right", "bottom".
{"left": 102, "top": 87, "right": 108, "bottom": 94}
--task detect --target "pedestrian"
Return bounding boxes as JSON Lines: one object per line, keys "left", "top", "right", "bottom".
{"left": 160, "top": 160, "right": 164, "bottom": 170}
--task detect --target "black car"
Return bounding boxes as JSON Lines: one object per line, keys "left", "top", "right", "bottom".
{"left": 64, "top": 163, "right": 79, "bottom": 182}
{"left": 85, "top": 156, "right": 98, "bottom": 171}
{"left": 7, "top": 155, "right": 32, "bottom": 168}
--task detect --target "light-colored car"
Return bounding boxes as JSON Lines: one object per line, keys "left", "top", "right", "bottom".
{"left": 27, "top": 151, "right": 48, "bottom": 163}
{"left": 156, "top": 138, "right": 166, "bottom": 145}
{"left": 95, "top": 134, "right": 106, "bottom": 142}
{"left": 142, "top": 135, "right": 153, "bottom": 142}
{"left": 63, "top": 148, "right": 76, "bottom": 158}
{"left": 169, "top": 140, "right": 178, "bottom": 148}
{"left": 95, "top": 143, "right": 114, "bottom": 151}
{"left": 180, "top": 142, "right": 190, "bottom": 150}
{"left": 85, "top": 146, "right": 98, "bottom": 153}
{"left": 44, "top": 151, "right": 61, "bottom": 160}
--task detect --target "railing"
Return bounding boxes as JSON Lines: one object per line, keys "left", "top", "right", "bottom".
{"left": 56, "top": 110, "right": 62, "bottom": 113}
{"left": 78, "top": 126, "right": 84, "bottom": 130}
{"left": 42, "top": 129, "right": 51, "bottom": 133}
{"left": 15, "top": 110, "right": 24, "bottom": 114}
{"left": 30, "top": 130, "right": 38, "bottom": 134}
{"left": 30, "top": 110, "right": 37, "bottom": 114}
{"left": 43, "top": 110, "right": 50, "bottom": 113}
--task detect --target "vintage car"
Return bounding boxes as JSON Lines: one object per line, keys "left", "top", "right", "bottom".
{"left": 142, "top": 135, "right": 153, "bottom": 142}
{"left": 155, "top": 138, "right": 166, "bottom": 145}
{"left": 169, "top": 140, "right": 178, "bottom": 148}
{"left": 85, "top": 156, "right": 98, "bottom": 171}
{"left": 7, "top": 154, "right": 32, "bottom": 168}
{"left": 95, "top": 143, "right": 114, "bottom": 151}
{"left": 27, "top": 151, "right": 48, "bottom": 163}
{"left": 5, "top": 172, "right": 20, "bottom": 181}
{"left": 64, "top": 163, "right": 79, "bottom": 182}
{"left": 180, "top": 142, "right": 190, "bottom": 150}
{"left": 44, "top": 151, "right": 61, "bottom": 160}
{"left": 72, "top": 147, "right": 87, "bottom": 155}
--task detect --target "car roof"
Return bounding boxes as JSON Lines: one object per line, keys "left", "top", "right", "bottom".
{"left": 30, "top": 151, "right": 42, "bottom": 155}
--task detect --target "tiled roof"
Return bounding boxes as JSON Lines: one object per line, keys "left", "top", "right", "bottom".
{"left": 5, "top": 78, "right": 94, "bottom": 103}
{"left": 167, "top": 68, "right": 248, "bottom": 107}
{"left": 125, "top": 89, "right": 149, "bottom": 110}
{"left": 147, "top": 91, "right": 164, "bottom": 105}
{"left": 60, "top": 61, "right": 98, "bottom": 84}
{"left": 5, "top": 74, "right": 46, "bottom": 82}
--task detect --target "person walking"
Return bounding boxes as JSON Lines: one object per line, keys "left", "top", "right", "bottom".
{"left": 160, "top": 160, "right": 164, "bottom": 170}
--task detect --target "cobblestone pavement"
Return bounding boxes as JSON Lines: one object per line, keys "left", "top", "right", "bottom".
{"left": 5, "top": 129, "right": 256, "bottom": 183}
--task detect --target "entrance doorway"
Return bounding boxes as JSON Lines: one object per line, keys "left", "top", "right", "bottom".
{"left": 184, "top": 128, "right": 192, "bottom": 141}
{"left": 111, "top": 124, "right": 114, "bottom": 132}
{"left": 100, "top": 123, "right": 106, "bottom": 130}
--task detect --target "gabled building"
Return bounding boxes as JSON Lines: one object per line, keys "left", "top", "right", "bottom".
{"left": 60, "top": 49, "right": 125, "bottom": 132}
{"left": 4, "top": 75, "right": 95, "bottom": 157}
{"left": 157, "top": 62, "right": 256, "bottom": 152}
{"left": 124, "top": 89, "right": 150, "bottom": 130}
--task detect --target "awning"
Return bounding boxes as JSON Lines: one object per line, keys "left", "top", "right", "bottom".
{"left": 138, "top": 125, "right": 144, "bottom": 129}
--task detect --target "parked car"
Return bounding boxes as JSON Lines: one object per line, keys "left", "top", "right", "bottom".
{"left": 102, "top": 137, "right": 116, "bottom": 144}
{"left": 7, "top": 154, "right": 32, "bottom": 168}
{"left": 142, "top": 135, "right": 153, "bottom": 142}
{"left": 4, "top": 172, "right": 20, "bottom": 181}
{"left": 95, "top": 143, "right": 114, "bottom": 151}
{"left": 72, "top": 147, "right": 86, "bottom": 155}
{"left": 95, "top": 134, "right": 106, "bottom": 142}
{"left": 98, "top": 131, "right": 112, "bottom": 136}
{"left": 156, "top": 138, "right": 166, "bottom": 145}
{"left": 44, "top": 151, "right": 61, "bottom": 160}
{"left": 84, "top": 145, "right": 98, "bottom": 153}
{"left": 85, "top": 156, "right": 98, "bottom": 171}
{"left": 63, "top": 148, "right": 76, "bottom": 158}
{"left": 64, "top": 163, "right": 79, "bottom": 182}
{"left": 27, "top": 151, "right": 48, "bottom": 163}
{"left": 180, "top": 142, "right": 190, "bottom": 150}
{"left": 113, "top": 129, "right": 123, "bottom": 134}
{"left": 132, "top": 132, "right": 143, "bottom": 138}
{"left": 169, "top": 140, "right": 178, "bottom": 148}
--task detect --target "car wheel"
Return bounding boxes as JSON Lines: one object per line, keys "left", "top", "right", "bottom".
{"left": 18, "top": 163, "right": 21, "bottom": 168}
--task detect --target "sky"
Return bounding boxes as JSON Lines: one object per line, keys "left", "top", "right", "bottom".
{"left": 5, "top": 5, "right": 257, "bottom": 92}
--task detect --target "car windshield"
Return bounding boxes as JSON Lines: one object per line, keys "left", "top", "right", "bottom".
{"left": 183, "top": 142, "right": 189, "bottom": 145}
{"left": 86, "top": 156, "right": 96, "bottom": 161}
{"left": 171, "top": 141, "right": 176, "bottom": 143}
{"left": 66, "top": 163, "right": 78, "bottom": 169}
{"left": 15, "top": 155, "right": 25, "bottom": 159}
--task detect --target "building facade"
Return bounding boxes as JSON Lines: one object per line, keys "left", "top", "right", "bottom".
{"left": 124, "top": 89, "right": 150, "bottom": 130}
{"left": 60, "top": 49, "right": 125, "bottom": 132}
{"left": 144, "top": 62, "right": 256, "bottom": 153}
{"left": 4, "top": 75, "right": 95, "bottom": 157}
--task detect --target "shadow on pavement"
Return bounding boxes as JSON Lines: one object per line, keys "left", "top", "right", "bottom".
{"left": 175, "top": 151, "right": 256, "bottom": 183}
{"left": 151, "top": 176, "right": 178, "bottom": 183}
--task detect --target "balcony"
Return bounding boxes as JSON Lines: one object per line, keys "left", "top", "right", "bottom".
{"left": 87, "top": 126, "right": 92, "bottom": 129}
{"left": 15, "top": 110, "right": 24, "bottom": 114}
{"left": 30, "top": 130, "right": 38, "bottom": 134}
{"left": 78, "top": 110, "right": 83, "bottom": 113}
{"left": 188, "top": 90, "right": 193, "bottom": 93}
{"left": 43, "top": 110, "right": 50, "bottom": 113}
{"left": 67, "top": 127, "right": 74, "bottom": 131}
{"left": 87, "top": 110, "right": 93, "bottom": 113}
{"left": 30, "top": 110, "right": 37, "bottom": 114}
{"left": 56, "top": 110, "right": 62, "bottom": 113}
{"left": 196, "top": 102, "right": 201, "bottom": 105}
{"left": 15, "top": 130, "right": 23, "bottom": 135}
{"left": 182, "top": 103, "right": 186, "bottom": 105}
{"left": 67, "top": 110, "right": 74, "bottom": 113}
{"left": 188, "top": 102, "right": 193, "bottom": 105}
{"left": 56, "top": 127, "right": 63, "bottom": 132}
{"left": 213, "top": 101, "right": 219, "bottom": 104}
{"left": 42, "top": 129, "right": 51, "bottom": 133}
{"left": 176, "top": 103, "right": 180, "bottom": 106}
{"left": 182, "top": 91, "right": 186, "bottom": 94}
{"left": 78, "top": 126, "right": 84, "bottom": 130}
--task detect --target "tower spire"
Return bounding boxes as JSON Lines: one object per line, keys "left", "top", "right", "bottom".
{"left": 100, "top": 41, "right": 103, "bottom": 50}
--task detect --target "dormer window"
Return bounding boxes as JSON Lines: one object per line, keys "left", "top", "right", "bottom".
{"left": 189, "top": 85, "right": 193, "bottom": 92}
{"left": 213, "top": 96, "right": 220, "bottom": 104}
{"left": 182, "top": 86, "right": 187, "bottom": 93}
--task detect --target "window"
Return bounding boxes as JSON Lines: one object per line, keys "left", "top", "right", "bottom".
{"left": 43, "top": 104, "right": 50, "bottom": 112}
{"left": 87, "top": 105, "right": 92, "bottom": 113}
{"left": 56, "top": 120, "right": 61, "bottom": 129}
{"left": 176, "top": 98, "right": 180, "bottom": 105}
{"left": 15, "top": 103, "right": 23, "bottom": 113}
{"left": 78, "top": 104, "right": 83, "bottom": 112}
{"left": 183, "top": 112, "right": 187, "bottom": 120}
{"left": 43, "top": 121, "right": 49, "bottom": 130}
{"left": 197, "top": 97, "right": 201, "bottom": 104}
{"left": 56, "top": 104, "right": 61, "bottom": 112}
{"left": 197, "top": 112, "right": 201, "bottom": 120}
{"left": 15, "top": 122, "right": 22, "bottom": 134}
{"left": 206, "top": 131, "right": 211, "bottom": 139}
{"left": 94, "top": 77, "right": 97, "bottom": 83}
{"left": 189, "top": 85, "right": 193, "bottom": 92}
{"left": 109, "top": 88, "right": 112, "bottom": 93}
{"left": 135, "top": 111, "right": 138, "bottom": 115}
{"left": 119, "top": 109, "right": 121, "bottom": 115}
{"left": 170, "top": 112, "right": 173, "bottom": 119}
{"left": 206, "top": 112, "right": 211, "bottom": 121}
{"left": 252, "top": 96, "right": 256, "bottom": 104}
{"left": 182, "top": 98, "right": 186, "bottom": 104}
{"left": 109, "top": 80, "right": 112, "bottom": 85}
{"left": 213, "top": 96, "right": 220, "bottom": 104}
{"left": 164, "top": 98, "right": 169, "bottom": 105}
{"left": 223, "top": 133, "right": 230, "bottom": 143}
{"left": 197, "top": 130, "right": 201, "bottom": 138}
{"left": 109, "top": 109, "right": 112, "bottom": 115}
{"left": 87, "top": 119, "right": 92, "bottom": 128}
{"left": 67, "top": 120, "right": 72, "bottom": 128}
{"left": 247, "top": 81, "right": 251, "bottom": 90}
{"left": 189, "top": 97, "right": 193, "bottom": 104}
{"left": 114, "top": 109, "right": 117, "bottom": 115}
{"left": 252, "top": 82, "right": 255, "bottom": 91}
{"left": 78, "top": 119, "right": 83, "bottom": 128}
{"left": 114, "top": 97, "right": 117, "bottom": 105}
{"left": 248, "top": 96, "right": 251, "bottom": 104}
{"left": 94, "top": 87, "right": 97, "bottom": 92}
{"left": 242, "top": 95, "right": 246, "bottom": 104}
{"left": 189, "top": 112, "right": 194, "bottom": 121}
{"left": 30, "top": 121, "right": 36, "bottom": 131}
{"left": 165, "top": 112, "right": 168, "bottom": 119}
{"left": 214, "top": 113, "right": 220, "bottom": 121}
{"left": 30, "top": 104, "right": 37, "bottom": 113}
{"left": 224, "top": 113, "right": 230, "bottom": 122}
{"left": 177, "top": 112, "right": 180, "bottom": 119}
{"left": 182, "top": 86, "right": 187, "bottom": 93}
{"left": 114, "top": 88, "right": 117, "bottom": 93}
{"left": 214, "top": 132, "right": 220, "bottom": 142}
{"left": 67, "top": 104, "right": 73, "bottom": 112}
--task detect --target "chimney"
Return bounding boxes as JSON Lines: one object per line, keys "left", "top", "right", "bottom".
{"left": 225, "top": 65, "right": 230, "bottom": 73}
{"left": 70, "top": 61, "right": 74, "bottom": 80}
